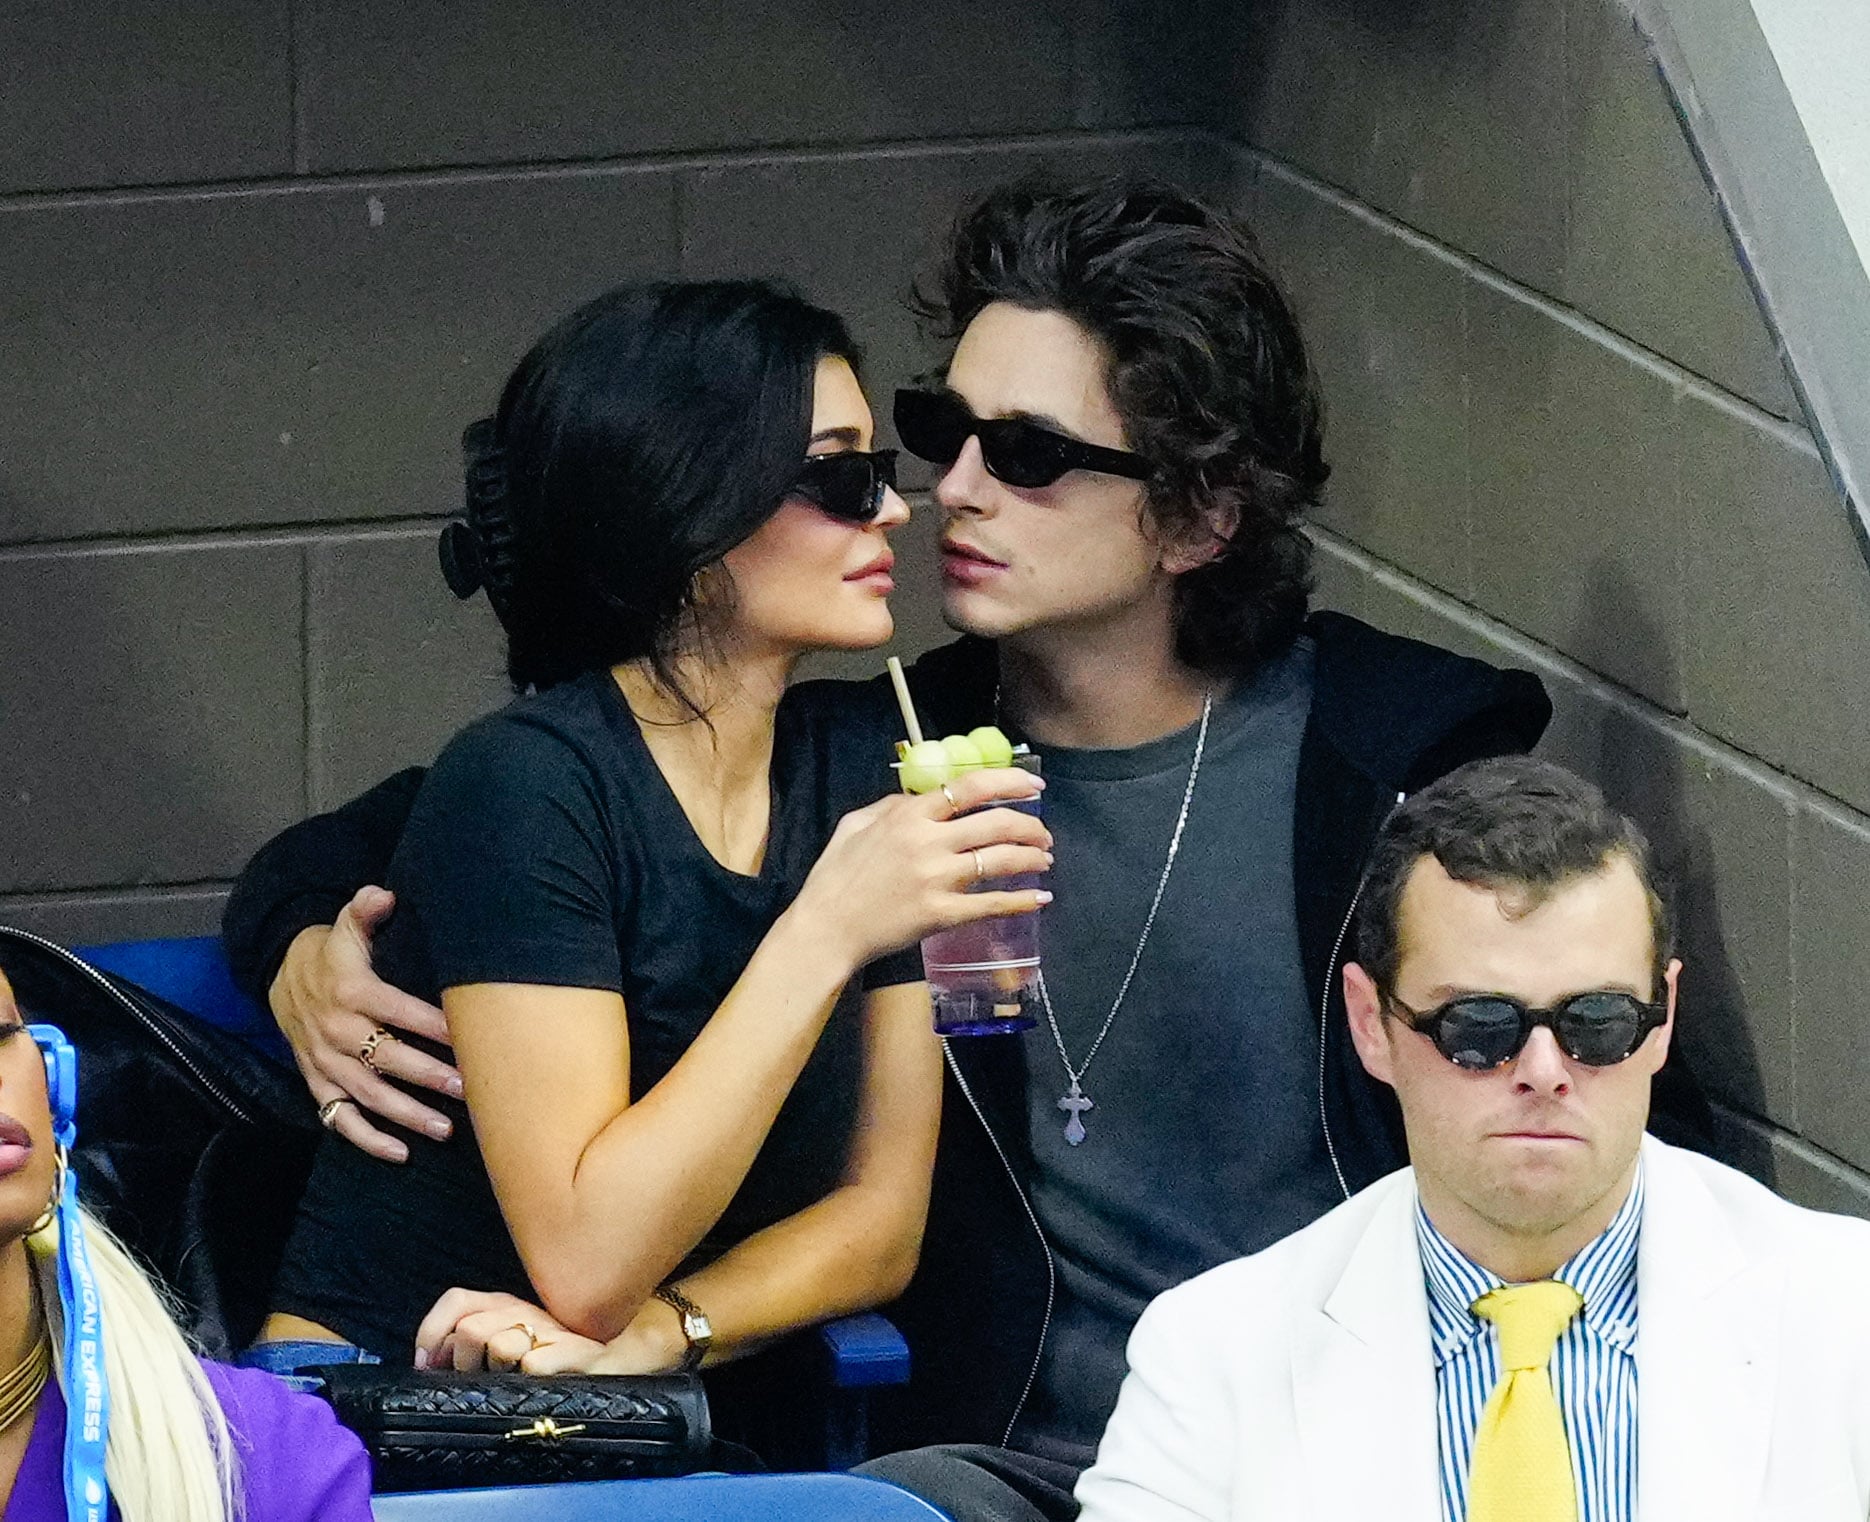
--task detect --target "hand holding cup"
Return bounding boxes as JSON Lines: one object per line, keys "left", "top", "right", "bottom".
{"left": 789, "top": 762, "right": 1052, "bottom": 976}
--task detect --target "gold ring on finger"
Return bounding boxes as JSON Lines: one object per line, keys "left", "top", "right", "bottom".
{"left": 359, "top": 1026, "right": 396, "bottom": 1073}
{"left": 971, "top": 848, "right": 986, "bottom": 883}
{"left": 318, "top": 1096, "right": 356, "bottom": 1131}
{"left": 507, "top": 1321, "right": 543, "bottom": 1350}
{"left": 940, "top": 782, "right": 959, "bottom": 816}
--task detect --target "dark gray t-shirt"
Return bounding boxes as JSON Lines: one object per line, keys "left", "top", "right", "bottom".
{"left": 1010, "top": 638, "right": 1344, "bottom": 1463}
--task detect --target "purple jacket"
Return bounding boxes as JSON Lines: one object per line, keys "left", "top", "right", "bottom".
{"left": 3, "top": 1361, "right": 373, "bottom": 1521}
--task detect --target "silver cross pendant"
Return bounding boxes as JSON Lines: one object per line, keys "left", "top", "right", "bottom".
{"left": 1058, "top": 1079, "right": 1094, "bottom": 1146}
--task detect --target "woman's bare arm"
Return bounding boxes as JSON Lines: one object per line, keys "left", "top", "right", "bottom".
{"left": 448, "top": 917, "right": 849, "bottom": 1338}
{"left": 596, "top": 979, "right": 940, "bottom": 1368}
{"left": 419, "top": 980, "right": 940, "bottom": 1371}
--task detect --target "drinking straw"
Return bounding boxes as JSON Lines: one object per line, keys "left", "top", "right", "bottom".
{"left": 886, "top": 656, "right": 925, "bottom": 746}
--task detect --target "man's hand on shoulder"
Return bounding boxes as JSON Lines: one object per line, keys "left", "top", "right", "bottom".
{"left": 272, "top": 885, "right": 463, "bottom": 1163}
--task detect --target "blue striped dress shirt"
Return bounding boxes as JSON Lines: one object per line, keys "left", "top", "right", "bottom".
{"left": 1416, "top": 1165, "right": 1643, "bottom": 1522}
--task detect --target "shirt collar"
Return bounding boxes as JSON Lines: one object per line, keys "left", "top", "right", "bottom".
{"left": 1415, "top": 1160, "right": 1644, "bottom": 1366}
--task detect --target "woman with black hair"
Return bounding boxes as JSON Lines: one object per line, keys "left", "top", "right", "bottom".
{"left": 245, "top": 281, "right": 1051, "bottom": 1452}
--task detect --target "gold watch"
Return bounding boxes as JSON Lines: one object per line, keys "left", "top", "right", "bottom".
{"left": 652, "top": 1283, "right": 712, "bottom": 1372}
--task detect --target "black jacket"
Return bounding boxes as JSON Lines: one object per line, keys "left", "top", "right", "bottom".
{"left": 867, "top": 612, "right": 1562, "bottom": 1450}
{"left": 223, "top": 613, "right": 1708, "bottom": 1450}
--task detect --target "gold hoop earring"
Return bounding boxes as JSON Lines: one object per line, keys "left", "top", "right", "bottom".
{"left": 26, "top": 1149, "right": 66, "bottom": 1239}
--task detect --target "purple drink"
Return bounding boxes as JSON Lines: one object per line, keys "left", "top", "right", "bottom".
{"left": 916, "top": 753, "right": 1043, "bottom": 1036}
{"left": 921, "top": 907, "right": 1041, "bottom": 1035}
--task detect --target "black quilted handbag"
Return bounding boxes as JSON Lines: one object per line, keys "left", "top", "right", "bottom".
{"left": 312, "top": 1365, "right": 717, "bottom": 1491}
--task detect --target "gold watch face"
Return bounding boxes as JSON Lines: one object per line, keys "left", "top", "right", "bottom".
{"left": 685, "top": 1310, "right": 712, "bottom": 1342}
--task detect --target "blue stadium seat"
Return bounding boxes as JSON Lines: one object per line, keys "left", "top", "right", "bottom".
{"left": 817, "top": 1311, "right": 911, "bottom": 1468}
{"left": 74, "top": 934, "right": 278, "bottom": 1047}
{"left": 371, "top": 1473, "right": 952, "bottom": 1520}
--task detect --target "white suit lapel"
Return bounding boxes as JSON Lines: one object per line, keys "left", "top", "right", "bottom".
{"left": 1635, "top": 1138, "right": 1782, "bottom": 1522}
{"left": 1292, "top": 1175, "right": 1443, "bottom": 1522}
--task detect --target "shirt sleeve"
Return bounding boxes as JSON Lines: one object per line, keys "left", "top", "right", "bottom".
{"left": 204, "top": 1362, "right": 375, "bottom": 1522}
{"left": 396, "top": 715, "right": 626, "bottom": 994}
{"left": 1075, "top": 1290, "right": 1236, "bottom": 1522}
{"left": 862, "top": 945, "right": 925, "bottom": 990}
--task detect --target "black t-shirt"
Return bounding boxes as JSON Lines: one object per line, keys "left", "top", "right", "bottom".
{"left": 271, "top": 670, "right": 918, "bottom": 1356}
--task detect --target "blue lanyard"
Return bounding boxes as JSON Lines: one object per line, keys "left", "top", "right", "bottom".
{"left": 24, "top": 1022, "right": 111, "bottom": 1522}
{"left": 53, "top": 1157, "right": 109, "bottom": 1522}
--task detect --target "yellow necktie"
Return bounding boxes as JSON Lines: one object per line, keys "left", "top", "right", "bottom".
{"left": 1467, "top": 1280, "right": 1584, "bottom": 1522}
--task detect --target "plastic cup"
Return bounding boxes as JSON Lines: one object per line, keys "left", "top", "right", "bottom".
{"left": 897, "top": 753, "right": 1043, "bottom": 1036}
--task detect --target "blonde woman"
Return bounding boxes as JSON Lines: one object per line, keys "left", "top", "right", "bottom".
{"left": 0, "top": 962, "right": 371, "bottom": 1521}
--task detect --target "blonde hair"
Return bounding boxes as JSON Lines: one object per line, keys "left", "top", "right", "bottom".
{"left": 28, "top": 1205, "right": 240, "bottom": 1522}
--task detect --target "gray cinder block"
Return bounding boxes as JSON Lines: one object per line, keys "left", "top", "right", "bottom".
{"left": 1679, "top": 391, "right": 1870, "bottom": 814}
{"left": 0, "top": 543, "right": 305, "bottom": 894}
{"left": 296, "top": 0, "right": 1072, "bottom": 174}
{"left": 1467, "top": 282, "right": 1684, "bottom": 709}
{"left": 1563, "top": 0, "right": 1798, "bottom": 417}
{"left": 0, "top": 1, "right": 291, "bottom": 193}
{"left": 0, "top": 168, "right": 678, "bottom": 546}
{"left": 1791, "top": 802, "right": 1870, "bottom": 1173}
{"left": 307, "top": 530, "right": 510, "bottom": 811}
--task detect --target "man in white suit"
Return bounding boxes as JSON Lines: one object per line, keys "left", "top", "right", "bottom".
{"left": 1077, "top": 754, "right": 1870, "bottom": 1522}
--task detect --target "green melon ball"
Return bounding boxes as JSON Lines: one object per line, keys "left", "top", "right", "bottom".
{"left": 899, "top": 740, "right": 956, "bottom": 794}
{"left": 966, "top": 725, "right": 1015, "bottom": 768}
{"left": 941, "top": 734, "right": 986, "bottom": 770}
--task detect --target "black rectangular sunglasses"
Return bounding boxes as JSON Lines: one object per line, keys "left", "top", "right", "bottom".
{"left": 1386, "top": 990, "right": 1669, "bottom": 1071}
{"left": 894, "top": 388, "right": 1153, "bottom": 490}
{"left": 789, "top": 448, "right": 898, "bottom": 523}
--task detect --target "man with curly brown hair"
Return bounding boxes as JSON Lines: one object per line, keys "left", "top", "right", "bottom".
{"left": 851, "top": 179, "right": 1557, "bottom": 1521}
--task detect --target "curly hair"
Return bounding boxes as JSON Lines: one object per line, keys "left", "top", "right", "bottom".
{"left": 913, "top": 177, "right": 1328, "bottom": 677}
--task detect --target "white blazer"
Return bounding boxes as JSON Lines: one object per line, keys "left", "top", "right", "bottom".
{"left": 1076, "top": 1137, "right": 1870, "bottom": 1522}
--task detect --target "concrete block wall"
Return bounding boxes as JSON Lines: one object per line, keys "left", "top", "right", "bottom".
{"left": 0, "top": 1, "right": 1218, "bottom": 944}
{"left": 1212, "top": 0, "right": 1870, "bottom": 1212}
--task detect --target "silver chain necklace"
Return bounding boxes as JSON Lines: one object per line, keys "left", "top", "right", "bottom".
{"left": 1040, "top": 691, "right": 1212, "bottom": 1145}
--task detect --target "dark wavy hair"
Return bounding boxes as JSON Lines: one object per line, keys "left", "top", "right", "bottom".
{"left": 446, "top": 280, "right": 858, "bottom": 699}
{"left": 913, "top": 177, "right": 1327, "bottom": 678}
{"left": 1355, "top": 756, "right": 1676, "bottom": 998}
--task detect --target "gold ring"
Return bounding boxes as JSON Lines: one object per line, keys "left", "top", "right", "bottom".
{"left": 318, "top": 1096, "right": 356, "bottom": 1130}
{"left": 940, "top": 782, "right": 959, "bottom": 816}
{"left": 507, "top": 1321, "right": 543, "bottom": 1350}
{"left": 971, "top": 849, "right": 986, "bottom": 882}
{"left": 359, "top": 1027, "right": 396, "bottom": 1073}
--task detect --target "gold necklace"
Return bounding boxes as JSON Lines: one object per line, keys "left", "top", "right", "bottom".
{"left": 0, "top": 1334, "right": 50, "bottom": 1436}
